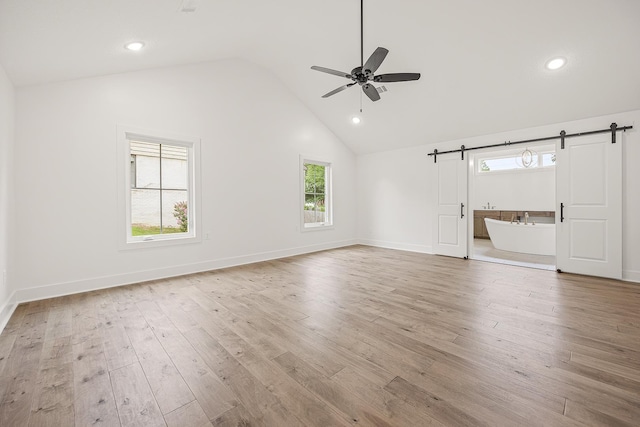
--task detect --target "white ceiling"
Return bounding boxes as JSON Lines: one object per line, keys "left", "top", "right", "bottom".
{"left": 1, "top": 0, "right": 639, "bottom": 154}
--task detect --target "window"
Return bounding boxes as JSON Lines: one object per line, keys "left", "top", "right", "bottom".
{"left": 301, "top": 158, "right": 332, "bottom": 229}
{"left": 477, "top": 149, "right": 556, "bottom": 174}
{"left": 118, "top": 126, "right": 200, "bottom": 248}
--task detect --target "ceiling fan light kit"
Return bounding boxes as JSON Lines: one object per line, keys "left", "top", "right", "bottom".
{"left": 311, "top": 0, "right": 420, "bottom": 102}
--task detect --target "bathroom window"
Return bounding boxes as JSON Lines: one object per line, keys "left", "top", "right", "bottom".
{"left": 478, "top": 150, "right": 555, "bottom": 174}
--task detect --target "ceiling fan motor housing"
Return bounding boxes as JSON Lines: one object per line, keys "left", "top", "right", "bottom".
{"left": 351, "top": 66, "right": 371, "bottom": 85}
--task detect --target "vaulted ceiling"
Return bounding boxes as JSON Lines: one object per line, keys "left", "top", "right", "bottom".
{"left": 1, "top": 0, "right": 639, "bottom": 154}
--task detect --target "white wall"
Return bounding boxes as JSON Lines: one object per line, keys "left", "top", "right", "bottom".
{"left": 13, "top": 59, "right": 357, "bottom": 301}
{"left": 357, "top": 110, "right": 640, "bottom": 282}
{"left": 357, "top": 145, "right": 433, "bottom": 253}
{"left": 0, "top": 63, "right": 15, "bottom": 324}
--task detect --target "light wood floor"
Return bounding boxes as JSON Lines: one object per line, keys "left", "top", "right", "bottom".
{"left": 1, "top": 245, "right": 639, "bottom": 426}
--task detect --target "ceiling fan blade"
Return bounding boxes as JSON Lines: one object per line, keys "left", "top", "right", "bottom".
{"left": 362, "top": 84, "right": 381, "bottom": 102}
{"left": 311, "top": 66, "right": 353, "bottom": 79}
{"left": 374, "top": 73, "right": 421, "bottom": 83}
{"left": 363, "top": 47, "right": 389, "bottom": 73}
{"left": 322, "top": 83, "right": 356, "bottom": 98}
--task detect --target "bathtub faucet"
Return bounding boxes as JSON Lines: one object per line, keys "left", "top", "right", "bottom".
{"left": 524, "top": 212, "right": 529, "bottom": 225}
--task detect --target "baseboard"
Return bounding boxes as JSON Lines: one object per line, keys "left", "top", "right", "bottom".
{"left": 7, "top": 239, "right": 358, "bottom": 314}
{"left": 358, "top": 239, "right": 433, "bottom": 254}
{"left": 623, "top": 269, "right": 640, "bottom": 283}
{"left": 0, "top": 291, "right": 17, "bottom": 334}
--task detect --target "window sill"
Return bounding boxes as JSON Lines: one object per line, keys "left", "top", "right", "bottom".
{"left": 120, "top": 233, "right": 201, "bottom": 250}
{"left": 301, "top": 224, "right": 334, "bottom": 233}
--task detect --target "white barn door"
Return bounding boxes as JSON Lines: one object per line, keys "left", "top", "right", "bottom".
{"left": 432, "top": 156, "right": 468, "bottom": 258}
{"left": 556, "top": 133, "right": 622, "bottom": 279}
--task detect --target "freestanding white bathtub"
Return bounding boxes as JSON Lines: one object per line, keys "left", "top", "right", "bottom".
{"left": 484, "top": 218, "right": 555, "bottom": 256}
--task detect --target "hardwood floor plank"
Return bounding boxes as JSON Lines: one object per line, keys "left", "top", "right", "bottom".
{"left": 0, "top": 311, "right": 48, "bottom": 426}
{"left": 210, "top": 404, "right": 258, "bottom": 427}
{"left": 182, "top": 287, "right": 349, "bottom": 380}
{"left": 43, "top": 308, "right": 72, "bottom": 342}
{"left": 97, "top": 297, "right": 138, "bottom": 372}
{"left": 426, "top": 360, "right": 580, "bottom": 426}
{"left": 136, "top": 300, "right": 237, "bottom": 421}
{"left": 570, "top": 351, "right": 640, "bottom": 383}
{"left": 121, "top": 306, "right": 195, "bottom": 415}
{"left": 184, "top": 327, "right": 302, "bottom": 426}
{"left": 70, "top": 292, "right": 105, "bottom": 346}
{"left": 22, "top": 300, "right": 51, "bottom": 316}
{"left": 273, "top": 351, "right": 395, "bottom": 426}
{"left": 71, "top": 338, "right": 119, "bottom": 426}
{"left": 2, "top": 304, "right": 27, "bottom": 335}
{"left": 29, "top": 337, "right": 74, "bottom": 427}
{"left": 186, "top": 316, "right": 349, "bottom": 427}
{"left": 385, "top": 376, "right": 489, "bottom": 426}
{"left": 0, "top": 333, "right": 16, "bottom": 377}
{"left": 543, "top": 364, "right": 640, "bottom": 424}
{"left": 564, "top": 398, "right": 636, "bottom": 427}
{"left": 433, "top": 353, "right": 566, "bottom": 413}
{"left": 164, "top": 400, "right": 211, "bottom": 427}
{"left": 110, "top": 362, "right": 165, "bottom": 426}
{"left": 298, "top": 313, "right": 436, "bottom": 377}
{"left": 330, "top": 366, "right": 446, "bottom": 426}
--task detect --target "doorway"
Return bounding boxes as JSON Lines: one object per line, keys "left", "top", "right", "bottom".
{"left": 468, "top": 144, "right": 557, "bottom": 270}
{"left": 431, "top": 123, "right": 623, "bottom": 279}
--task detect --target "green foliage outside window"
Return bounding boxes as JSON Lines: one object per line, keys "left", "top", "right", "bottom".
{"left": 304, "top": 163, "right": 326, "bottom": 212}
{"left": 173, "top": 201, "right": 188, "bottom": 232}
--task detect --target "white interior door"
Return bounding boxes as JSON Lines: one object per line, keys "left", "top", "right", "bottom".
{"left": 556, "top": 133, "right": 622, "bottom": 279}
{"left": 432, "top": 156, "right": 468, "bottom": 258}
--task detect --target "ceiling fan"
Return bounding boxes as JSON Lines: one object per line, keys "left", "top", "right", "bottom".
{"left": 311, "top": 0, "right": 421, "bottom": 102}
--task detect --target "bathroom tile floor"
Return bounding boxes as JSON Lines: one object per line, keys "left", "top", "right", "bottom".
{"left": 472, "top": 238, "right": 556, "bottom": 271}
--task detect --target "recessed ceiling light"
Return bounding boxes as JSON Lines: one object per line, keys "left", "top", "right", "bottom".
{"left": 545, "top": 57, "right": 566, "bottom": 70}
{"left": 125, "top": 41, "right": 145, "bottom": 51}
{"left": 351, "top": 116, "right": 361, "bottom": 125}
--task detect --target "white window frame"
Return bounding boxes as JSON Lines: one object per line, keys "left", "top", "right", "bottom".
{"left": 300, "top": 156, "right": 333, "bottom": 231}
{"left": 117, "top": 125, "right": 201, "bottom": 250}
{"left": 476, "top": 150, "right": 556, "bottom": 175}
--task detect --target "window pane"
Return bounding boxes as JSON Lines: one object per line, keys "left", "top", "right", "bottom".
{"left": 163, "top": 190, "right": 188, "bottom": 233}
{"left": 541, "top": 153, "right": 556, "bottom": 167}
{"left": 131, "top": 141, "right": 160, "bottom": 188}
{"left": 479, "top": 150, "right": 555, "bottom": 173}
{"left": 131, "top": 189, "right": 160, "bottom": 235}
{"left": 304, "top": 193, "right": 314, "bottom": 224}
{"left": 161, "top": 146, "right": 188, "bottom": 189}
{"left": 314, "top": 195, "right": 326, "bottom": 223}
{"left": 482, "top": 156, "right": 519, "bottom": 172}
{"left": 305, "top": 163, "right": 325, "bottom": 193}
{"left": 305, "top": 193, "right": 315, "bottom": 206}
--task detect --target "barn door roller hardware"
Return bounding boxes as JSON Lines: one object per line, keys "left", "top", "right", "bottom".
{"left": 428, "top": 122, "right": 633, "bottom": 162}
